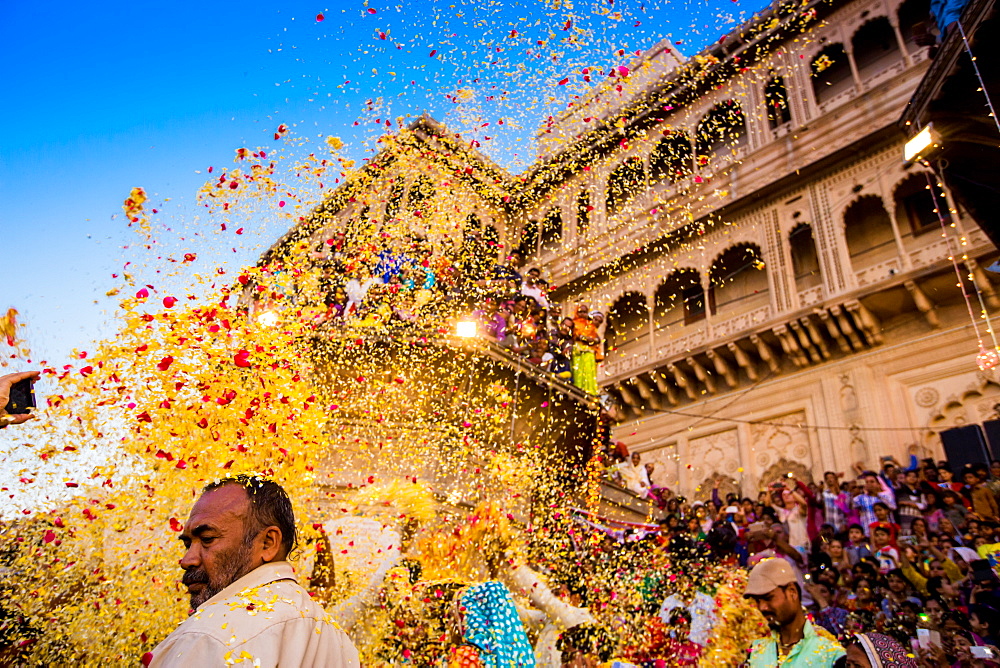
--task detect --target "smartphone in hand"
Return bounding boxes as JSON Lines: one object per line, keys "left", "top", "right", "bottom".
{"left": 5, "top": 377, "right": 36, "bottom": 414}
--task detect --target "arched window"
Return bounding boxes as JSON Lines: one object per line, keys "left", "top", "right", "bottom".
{"left": 383, "top": 181, "right": 405, "bottom": 222}
{"left": 709, "top": 244, "right": 768, "bottom": 314}
{"left": 811, "top": 44, "right": 853, "bottom": 105}
{"left": 607, "top": 292, "right": 650, "bottom": 352}
{"left": 607, "top": 157, "right": 645, "bottom": 214}
{"left": 852, "top": 17, "right": 902, "bottom": 81}
{"left": 344, "top": 205, "right": 372, "bottom": 247}
{"left": 483, "top": 224, "right": 499, "bottom": 250}
{"left": 650, "top": 131, "right": 693, "bottom": 183}
{"left": 696, "top": 102, "right": 747, "bottom": 162}
{"left": 655, "top": 269, "right": 705, "bottom": 329}
{"left": 517, "top": 220, "right": 538, "bottom": 258}
{"left": 894, "top": 174, "right": 945, "bottom": 237}
{"left": 577, "top": 191, "right": 591, "bottom": 238}
{"left": 540, "top": 209, "right": 562, "bottom": 254}
{"left": 764, "top": 77, "right": 792, "bottom": 129}
{"left": 898, "top": 0, "right": 932, "bottom": 53}
{"left": 460, "top": 214, "right": 491, "bottom": 281}
{"left": 789, "top": 224, "right": 822, "bottom": 291}
{"left": 407, "top": 175, "right": 434, "bottom": 212}
{"left": 844, "top": 195, "right": 896, "bottom": 266}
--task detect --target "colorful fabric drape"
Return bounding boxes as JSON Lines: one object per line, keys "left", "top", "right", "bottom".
{"left": 571, "top": 343, "right": 598, "bottom": 395}
{"left": 855, "top": 633, "right": 918, "bottom": 668}
{"left": 460, "top": 581, "right": 536, "bottom": 668}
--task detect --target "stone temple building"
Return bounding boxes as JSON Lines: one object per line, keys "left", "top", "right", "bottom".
{"left": 262, "top": 0, "right": 1000, "bottom": 501}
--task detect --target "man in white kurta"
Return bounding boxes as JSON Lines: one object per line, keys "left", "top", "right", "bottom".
{"left": 144, "top": 476, "right": 359, "bottom": 667}
{"left": 146, "top": 561, "right": 358, "bottom": 667}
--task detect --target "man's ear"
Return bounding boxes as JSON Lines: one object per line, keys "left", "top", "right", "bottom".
{"left": 259, "top": 526, "right": 284, "bottom": 562}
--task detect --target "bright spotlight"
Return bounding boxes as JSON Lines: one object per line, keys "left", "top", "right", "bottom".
{"left": 904, "top": 124, "right": 940, "bottom": 164}
{"left": 257, "top": 310, "right": 280, "bottom": 327}
{"left": 455, "top": 320, "right": 477, "bottom": 338}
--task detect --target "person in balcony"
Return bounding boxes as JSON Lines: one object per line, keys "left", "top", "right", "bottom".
{"left": 616, "top": 452, "right": 652, "bottom": 497}
{"left": 520, "top": 267, "right": 550, "bottom": 309}
{"left": 345, "top": 264, "right": 377, "bottom": 313}
{"left": 571, "top": 305, "right": 600, "bottom": 395}
{"left": 546, "top": 319, "right": 574, "bottom": 382}
{"left": 931, "top": 0, "right": 971, "bottom": 40}
{"left": 482, "top": 251, "right": 523, "bottom": 301}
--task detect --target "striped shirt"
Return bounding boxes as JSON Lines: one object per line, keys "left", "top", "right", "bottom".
{"left": 853, "top": 490, "right": 897, "bottom": 535}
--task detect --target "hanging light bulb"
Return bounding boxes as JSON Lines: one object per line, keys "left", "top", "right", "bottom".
{"left": 976, "top": 347, "right": 1000, "bottom": 371}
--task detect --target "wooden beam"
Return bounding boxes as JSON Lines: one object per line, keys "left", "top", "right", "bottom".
{"left": 905, "top": 280, "right": 940, "bottom": 328}
{"left": 667, "top": 363, "right": 697, "bottom": 400}
{"left": 727, "top": 341, "right": 758, "bottom": 380}
{"left": 706, "top": 348, "right": 738, "bottom": 387}
{"left": 830, "top": 305, "right": 864, "bottom": 350}
{"left": 845, "top": 300, "right": 883, "bottom": 345}
{"left": 800, "top": 315, "right": 831, "bottom": 359}
{"left": 749, "top": 334, "right": 780, "bottom": 373}
{"left": 686, "top": 356, "right": 717, "bottom": 394}
{"left": 816, "top": 309, "right": 851, "bottom": 353}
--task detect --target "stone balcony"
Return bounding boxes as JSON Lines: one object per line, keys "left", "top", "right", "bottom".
{"left": 598, "top": 239, "right": 1000, "bottom": 418}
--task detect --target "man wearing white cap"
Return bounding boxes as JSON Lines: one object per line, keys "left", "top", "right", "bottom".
{"left": 743, "top": 558, "right": 845, "bottom": 667}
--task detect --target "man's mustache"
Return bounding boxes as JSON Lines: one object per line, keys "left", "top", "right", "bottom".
{"left": 182, "top": 568, "right": 210, "bottom": 586}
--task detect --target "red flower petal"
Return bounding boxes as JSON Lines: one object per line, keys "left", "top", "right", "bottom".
{"left": 367, "top": 7, "right": 376, "bottom": 13}
{"left": 156, "top": 356, "right": 173, "bottom": 372}
{"left": 162, "top": 296, "right": 177, "bottom": 308}
{"left": 316, "top": 13, "right": 324, "bottom": 21}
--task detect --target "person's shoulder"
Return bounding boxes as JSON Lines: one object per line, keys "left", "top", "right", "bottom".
{"left": 809, "top": 622, "right": 847, "bottom": 655}
{"left": 204, "top": 578, "right": 333, "bottom": 627}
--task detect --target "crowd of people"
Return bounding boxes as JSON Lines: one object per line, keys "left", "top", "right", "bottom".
{"left": 597, "top": 444, "right": 1000, "bottom": 666}
{"left": 4, "top": 348, "right": 1000, "bottom": 666}
{"left": 252, "top": 235, "right": 609, "bottom": 395}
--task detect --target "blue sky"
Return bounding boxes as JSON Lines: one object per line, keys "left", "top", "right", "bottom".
{"left": 1, "top": 0, "right": 766, "bottom": 369}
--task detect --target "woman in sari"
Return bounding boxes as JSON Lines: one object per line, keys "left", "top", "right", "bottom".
{"left": 842, "top": 632, "right": 918, "bottom": 667}
{"left": 571, "top": 305, "right": 600, "bottom": 395}
{"left": 441, "top": 581, "right": 535, "bottom": 668}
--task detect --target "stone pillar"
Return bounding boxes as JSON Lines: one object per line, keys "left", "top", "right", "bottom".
{"left": 887, "top": 12, "right": 913, "bottom": 67}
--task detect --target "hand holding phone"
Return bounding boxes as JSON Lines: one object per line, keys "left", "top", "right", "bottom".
{"left": 917, "top": 628, "right": 941, "bottom": 650}
{"left": 971, "top": 646, "right": 998, "bottom": 660}
{"left": 0, "top": 370, "right": 40, "bottom": 427}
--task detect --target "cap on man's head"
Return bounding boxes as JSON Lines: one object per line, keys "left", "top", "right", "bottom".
{"left": 744, "top": 558, "right": 797, "bottom": 597}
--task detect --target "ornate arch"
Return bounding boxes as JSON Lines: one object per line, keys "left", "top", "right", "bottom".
{"left": 889, "top": 170, "right": 935, "bottom": 200}
{"left": 837, "top": 193, "right": 889, "bottom": 229}
{"left": 653, "top": 266, "right": 702, "bottom": 292}
{"left": 923, "top": 377, "right": 1000, "bottom": 450}
{"left": 849, "top": 14, "right": 893, "bottom": 43}
{"left": 757, "top": 457, "right": 815, "bottom": 490}
{"left": 709, "top": 242, "right": 766, "bottom": 279}
{"left": 695, "top": 473, "right": 740, "bottom": 503}
{"left": 806, "top": 40, "right": 846, "bottom": 66}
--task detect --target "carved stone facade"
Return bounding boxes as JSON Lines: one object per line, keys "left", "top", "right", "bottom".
{"left": 517, "top": 0, "right": 1000, "bottom": 498}
{"left": 263, "top": 0, "right": 1000, "bottom": 500}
